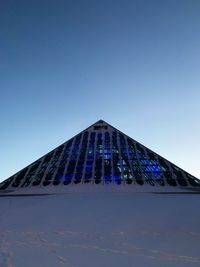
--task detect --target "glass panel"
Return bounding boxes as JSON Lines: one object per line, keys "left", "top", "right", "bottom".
{"left": 43, "top": 145, "right": 64, "bottom": 186}
{"left": 94, "top": 133, "right": 103, "bottom": 183}
{"left": 53, "top": 139, "right": 73, "bottom": 185}
{"left": 171, "top": 165, "right": 187, "bottom": 186}
{"left": 158, "top": 158, "right": 177, "bottom": 186}
{"left": 64, "top": 134, "right": 82, "bottom": 185}
{"left": 127, "top": 138, "right": 143, "bottom": 185}
{"left": 112, "top": 131, "right": 122, "bottom": 184}
{"left": 21, "top": 158, "right": 44, "bottom": 187}
{"left": 103, "top": 132, "right": 112, "bottom": 184}
{"left": 83, "top": 132, "right": 95, "bottom": 183}
{"left": 0, "top": 177, "right": 13, "bottom": 190}
{"left": 187, "top": 174, "right": 200, "bottom": 187}
{"left": 32, "top": 154, "right": 52, "bottom": 186}
{"left": 12, "top": 167, "right": 29, "bottom": 187}
{"left": 119, "top": 133, "right": 133, "bottom": 184}
{"left": 74, "top": 131, "right": 88, "bottom": 184}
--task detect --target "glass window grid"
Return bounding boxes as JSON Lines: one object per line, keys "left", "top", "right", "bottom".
{"left": 1, "top": 123, "right": 200, "bottom": 190}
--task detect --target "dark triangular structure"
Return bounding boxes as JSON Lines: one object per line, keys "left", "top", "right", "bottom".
{"left": 0, "top": 120, "right": 200, "bottom": 193}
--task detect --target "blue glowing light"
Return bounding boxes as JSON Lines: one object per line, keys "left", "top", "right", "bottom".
{"left": 86, "top": 165, "right": 93, "bottom": 168}
{"left": 65, "top": 174, "right": 73, "bottom": 181}
{"left": 151, "top": 165, "right": 161, "bottom": 172}
{"left": 154, "top": 172, "right": 163, "bottom": 179}
{"left": 104, "top": 175, "right": 112, "bottom": 184}
{"left": 57, "top": 175, "right": 63, "bottom": 182}
{"left": 113, "top": 175, "right": 122, "bottom": 184}
{"left": 104, "top": 154, "right": 111, "bottom": 159}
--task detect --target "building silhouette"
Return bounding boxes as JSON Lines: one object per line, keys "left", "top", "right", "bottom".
{"left": 0, "top": 120, "right": 199, "bottom": 194}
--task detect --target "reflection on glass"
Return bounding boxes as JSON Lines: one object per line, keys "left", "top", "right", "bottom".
{"left": 1, "top": 124, "right": 200, "bottom": 190}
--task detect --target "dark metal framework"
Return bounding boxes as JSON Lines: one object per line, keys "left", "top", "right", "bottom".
{"left": 0, "top": 120, "right": 199, "bottom": 190}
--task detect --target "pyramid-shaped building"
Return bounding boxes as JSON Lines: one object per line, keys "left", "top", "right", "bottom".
{"left": 0, "top": 120, "right": 199, "bottom": 195}
{"left": 1, "top": 120, "right": 200, "bottom": 267}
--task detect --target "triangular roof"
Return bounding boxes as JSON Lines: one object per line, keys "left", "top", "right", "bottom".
{"left": 0, "top": 120, "right": 200, "bottom": 195}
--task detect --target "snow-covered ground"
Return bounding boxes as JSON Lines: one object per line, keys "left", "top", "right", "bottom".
{"left": 0, "top": 188, "right": 200, "bottom": 267}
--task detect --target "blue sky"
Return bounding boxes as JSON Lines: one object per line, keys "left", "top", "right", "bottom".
{"left": 0, "top": 0, "right": 200, "bottom": 181}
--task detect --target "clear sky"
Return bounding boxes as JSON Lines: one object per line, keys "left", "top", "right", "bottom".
{"left": 0, "top": 0, "right": 200, "bottom": 182}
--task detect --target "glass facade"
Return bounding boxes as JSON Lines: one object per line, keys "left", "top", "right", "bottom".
{"left": 0, "top": 120, "right": 200, "bottom": 190}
